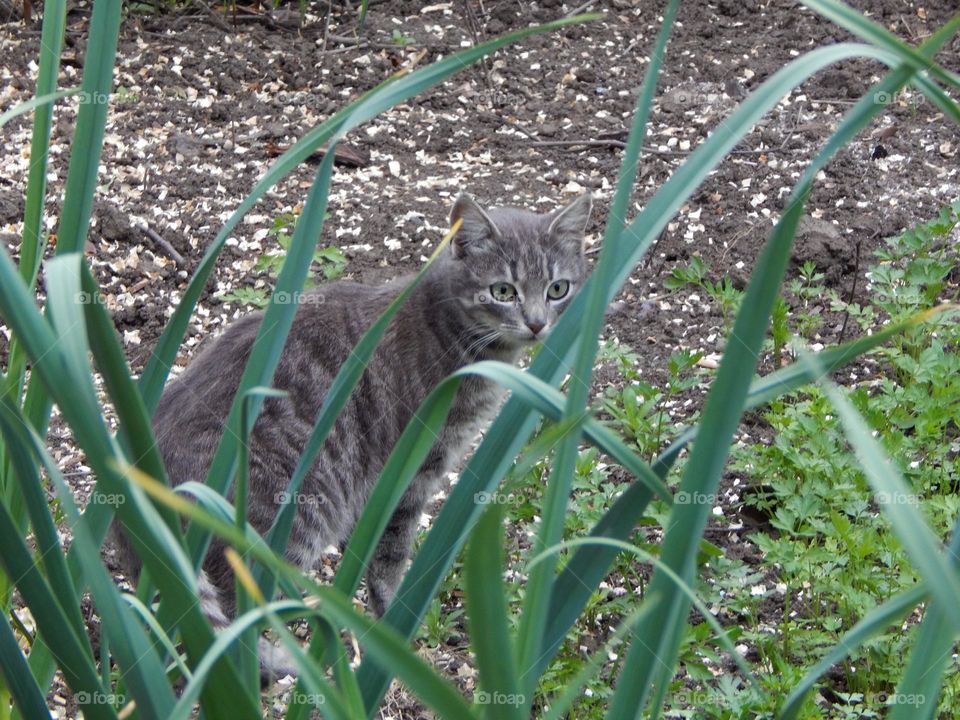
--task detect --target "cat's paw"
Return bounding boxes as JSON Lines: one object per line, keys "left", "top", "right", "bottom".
{"left": 258, "top": 637, "right": 298, "bottom": 682}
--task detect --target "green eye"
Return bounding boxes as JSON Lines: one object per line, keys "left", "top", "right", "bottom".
{"left": 490, "top": 282, "right": 518, "bottom": 302}
{"left": 547, "top": 279, "right": 570, "bottom": 300}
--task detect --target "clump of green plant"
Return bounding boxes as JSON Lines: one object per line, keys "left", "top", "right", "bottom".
{"left": 664, "top": 255, "right": 744, "bottom": 327}
{"left": 221, "top": 212, "right": 347, "bottom": 308}
{"left": 598, "top": 342, "right": 704, "bottom": 463}
{"left": 729, "top": 202, "right": 960, "bottom": 716}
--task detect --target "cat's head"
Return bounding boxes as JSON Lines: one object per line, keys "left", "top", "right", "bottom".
{"left": 446, "top": 193, "right": 592, "bottom": 351}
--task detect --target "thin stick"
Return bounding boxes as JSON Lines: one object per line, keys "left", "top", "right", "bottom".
{"left": 141, "top": 225, "right": 186, "bottom": 267}
{"left": 565, "top": 0, "right": 597, "bottom": 17}
{"left": 521, "top": 138, "right": 770, "bottom": 157}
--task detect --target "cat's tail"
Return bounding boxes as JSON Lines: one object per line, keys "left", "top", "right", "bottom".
{"left": 196, "top": 570, "right": 298, "bottom": 681}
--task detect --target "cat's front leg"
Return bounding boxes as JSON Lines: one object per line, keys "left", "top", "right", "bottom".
{"left": 365, "top": 491, "right": 426, "bottom": 617}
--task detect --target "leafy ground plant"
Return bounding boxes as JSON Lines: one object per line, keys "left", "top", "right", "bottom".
{"left": 220, "top": 211, "right": 347, "bottom": 308}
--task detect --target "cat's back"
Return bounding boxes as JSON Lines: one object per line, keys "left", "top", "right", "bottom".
{"left": 153, "top": 278, "right": 413, "bottom": 459}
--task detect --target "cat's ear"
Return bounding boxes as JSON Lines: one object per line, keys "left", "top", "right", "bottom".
{"left": 548, "top": 193, "right": 593, "bottom": 251}
{"left": 450, "top": 193, "right": 501, "bottom": 258}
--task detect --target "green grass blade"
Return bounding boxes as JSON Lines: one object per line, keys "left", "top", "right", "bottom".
{"left": 357, "top": 41, "right": 890, "bottom": 713}
{"left": 187, "top": 152, "right": 337, "bottom": 541}
{"left": 258, "top": 228, "right": 452, "bottom": 595}
{"left": 130, "top": 467, "right": 479, "bottom": 720}
{"left": 0, "top": 0, "right": 68, "bottom": 433}
{"left": 657, "top": 305, "right": 956, "bottom": 474}
{"left": 807, "top": 353, "right": 960, "bottom": 629}
{"left": 0, "top": 89, "right": 78, "bottom": 128}
{"left": 331, "top": 377, "right": 459, "bottom": 599}
{"left": 528, "top": 537, "right": 754, "bottom": 685}
{"left": 54, "top": 0, "right": 123, "bottom": 256}
{"left": 777, "top": 585, "right": 927, "bottom": 719}
{"left": 337, "top": 361, "right": 669, "bottom": 606}
{"left": 802, "top": 1, "right": 960, "bottom": 89}
{"left": 79, "top": 264, "right": 171, "bottom": 488}
{"left": 357, "top": 0, "right": 368, "bottom": 37}
{"left": 891, "top": 508, "right": 960, "bottom": 720}
{"left": 263, "top": 610, "right": 356, "bottom": 720}
{"left": 466, "top": 502, "right": 521, "bottom": 720}
{"left": 542, "top": 599, "right": 658, "bottom": 720}
{"left": 516, "top": 3, "right": 679, "bottom": 698}
{"left": 137, "top": 13, "right": 601, "bottom": 414}
{"left": 0, "top": 396, "right": 84, "bottom": 637}
{"left": 779, "top": 471, "right": 960, "bottom": 720}
{"left": 233, "top": 386, "right": 285, "bottom": 688}
{"left": 121, "top": 593, "right": 193, "bottom": 683}
{"left": 0, "top": 488, "right": 114, "bottom": 720}
{"left": 0, "top": 615, "right": 50, "bottom": 720}
{"left": 889, "top": 604, "right": 955, "bottom": 720}
{"left": 536, "top": 307, "right": 956, "bottom": 680}
{"left": 539, "top": 477, "right": 657, "bottom": 680}
{"left": 911, "top": 74, "right": 960, "bottom": 125}
{"left": 0, "top": 249, "right": 257, "bottom": 719}
{"left": 1, "top": 283, "right": 180, "bottom": 718}
{"left": 15, "top": 0, "right": 67, "bottom": 285}
{"left": 606, "top": 47, "right": 932, "bottom": 720}
{"left": 168, "top": 600, "right": 351, "bottom": 720}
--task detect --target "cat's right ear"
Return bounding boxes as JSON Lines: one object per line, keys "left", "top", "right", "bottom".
{"left": 450, "top": 193, "right": 500, "bottom": 259}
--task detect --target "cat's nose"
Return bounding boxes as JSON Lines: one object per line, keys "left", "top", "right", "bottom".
{"left": 526, "top": 321, "right": 545, "bottom": 336}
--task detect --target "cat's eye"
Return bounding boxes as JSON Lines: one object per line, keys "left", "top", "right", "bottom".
{"left": 490, "top": 282, "right": 518, "bottom": 303}
{"left": 547, "top": 280, "right": 570, "bottom": 300}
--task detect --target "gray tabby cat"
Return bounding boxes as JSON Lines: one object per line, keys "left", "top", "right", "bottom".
{"left": 115, "top": 192, "right": 592, "bottom": 675}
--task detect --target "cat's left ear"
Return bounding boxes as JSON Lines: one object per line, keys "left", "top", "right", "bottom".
{"left": 548, "top": 193, "right": 593, "bottom": 251}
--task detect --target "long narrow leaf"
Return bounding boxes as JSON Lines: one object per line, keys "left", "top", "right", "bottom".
{"left": 466, "top": 502, "right": 521, "bottom": 720}
{"left": 808, "top": 354, "right": 960, "bottom": 629}
{"left": 126, "top": 464, "right": 479, "bottom": 720}
{"left": 777, "top": 585, "right": 927, "bottom": 719}
{"left": 516, "top": 2, "right": 679, "bottom": 701}
{"left": 0, "top": 249, "right": 258, "bottom": 720}
{"left": 357, "top": 41, "right": 899, "bottom": 713}
{"left": 0, "top": 615, "right": 50, "bottom": 720}
{"left": 606, "top": 40, "right": 944, "bottom": 719}
{"left": 539, "top": 307, "right": 954, "bottom": 681}
{"left": 802, "top": 0, "right": 960, "bottom": 89}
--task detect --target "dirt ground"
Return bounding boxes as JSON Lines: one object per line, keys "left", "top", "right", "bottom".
{"left": 1, "top": 0, "right": 959, "bottom": 717}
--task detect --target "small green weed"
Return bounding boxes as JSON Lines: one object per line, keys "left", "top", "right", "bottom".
{"left": 220, "top": 212, "right": 346, "bottom": 308}
{"left": 727, "top": 201, "right": 960, "bottom": 716}
{"left": 391, "top": 28, "right": 415, "bottom": 46}
{"left": 598, "top": 342, "right": 703, "bottom": 463}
